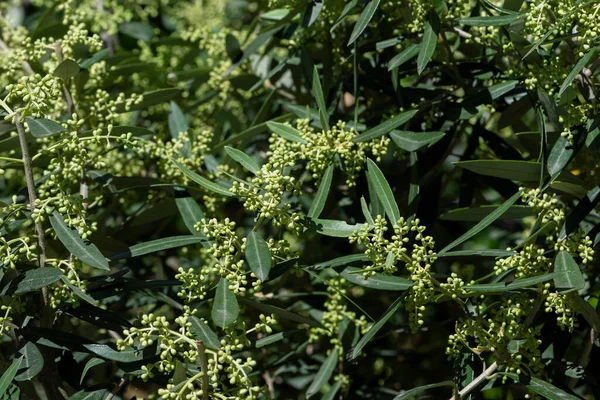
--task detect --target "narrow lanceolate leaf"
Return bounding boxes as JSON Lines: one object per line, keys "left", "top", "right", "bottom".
{"left": 171, "top": 159, "right": 235, "bottom": 196}
{"left": 111, "top": 236, "right": 206, "bottom": 260}
{"left": 388, "top": 44, "right": 421, "bottom": 70}
{"left": 0, "top": 357, "right": 22, "bottom": 398}
{"left": 389, "top": 130, "right": 445, "bottom": 152}
{"left": 347, "top": 0, "right": 380, "bottom": 46}
{"left": 353, "top": 110, "right": 418, "bottom": 142}
{"left": 547, "top": 136, "right": 574, "bottom": 179}
{"left": 437, "top": 191, "right": 521, "bottom": 255}
{"left": 212, "top": 279, "right": 239, "bottom": 327}
{"left": 238, "top": 297, "right": 325, "bottom": 329}
{"left": 256, "top": 330, "right": 302, "bottom": 348}
{"left": 53, "top": 59, "right": 80, "bottom": 80}
{"left": 360, "top": 197, "right": 375, "bottom": 225}
{"left": 465, "top": 273, "right": 556, "bottom": 293}
{"left": 559, "top": 48, "right": 598, "bottom": 96}
{"left": 366, "top": 158, "right": 401, "bottom": 223}
{"left": 306, "top": 349, "right": 339, "bottom": 398}
{"left": 308, "top": 164, "right": 333, "bottom": 218}
{"left": 456, "top": 14, "right": 521, "bottom": 26}
{"left": 312, "top": 67, "right": 329, "bottom": 130}
{"left": 266, "top": 121, "right": 307, "bottom": 144}
{"left": 308, "top": 218, "right": 362, "bottom": 237}
{"left": 393, "top": 381, "right": 456, "bottom": 400}
{"left": 308, "top": 254, "right": 369, "bottom": 270}
{"left": 322, "top": 380, "right": 343, "bottom": 400}
{"left": 569, "top": 294, "right": 600, "bottom": 332}
{"left": 174, "top": 189, "right": 205, "bottom": 236}
{"left": 341, "top": 267, "right": 412, "bottom": 291}
{"left": 61, "top": 276, "right": 97, "bottom": 305}
{"left": 26, "top": 117, "right": 66, "bottom": 138}
{"left": 553, "top": 251, "right": 585, "bottom": 291}
{"left": 14, "top": 343, "right": 44, "bottom": 381}
{"left": 433, "top": 249, "right": 517, "bottom": 258}
{"left": 500, "top": 373, "right": 580, "bottom": 400}
{"left": 225, "top": 146, "right": 260, "bottom": 174}
{"left": 331, "top": 0, "right": 358, "bottom": 32}
{"left": 15, "top": 268, "right": 63, "bottom": 294}
{"left": 348, "top": 293, "right": 406, "bottom": 360}
{"left": 246, "top": 231, "right": 272, "bottom": 281}
{"left": 49, "top": 212, "right": 110, "bottom": 270}
{"left": 168, "top": 101, "right": 188, "bottom": 138}
{"left": 417, "top": 11, "right": 440, "bottom": 75}
{"left": 80, "top": 358, "right": 105, "bottom": 385}
{"left": 189, "top": 316, "right": 221, "bottom": 349}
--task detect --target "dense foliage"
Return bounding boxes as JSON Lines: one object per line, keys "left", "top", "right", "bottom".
{"left": 1, "top": 0, "right": 599, "bottom": 399}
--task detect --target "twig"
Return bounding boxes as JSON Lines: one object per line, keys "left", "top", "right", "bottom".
{"left": 196, "top": 341, "right": 210, "bottom": 400}
{"left": 106, "top": 377, "right": 127, "bottom": 400}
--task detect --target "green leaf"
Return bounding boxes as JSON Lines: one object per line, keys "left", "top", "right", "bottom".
{"left": 366, "top": 158, "right": 400, "bottom": 223}
{"left": 0, "top": 357, "right": 22, "bottom": 397}
{"left": 15, "top": 267, "right": 62, "bottom": 294}
{"left": 547, "top": 136, "right": 574, "bottom": 179}
{"left": 256, "top": 330, "right": 302, "bottom": 348}
{"left": 14, "top": 342, "right": 44, "bottom": 381}
{"left": 569, "top": 294, "right": 600, "bottom": 332}
{"left": 433, "top": 249, "right": 516, "bottom": 258}
{"left": 111, "top": 235, "right": 207, "bottom": 260}
{"left": 308, "top": 165, "right": 333, "bottom": 218}
{"left": 347, "top": 0, "right": 380, "bottom": 46}
{"left": 500, "top": 373, "right": 580, "bottom": 400}
{"left": 67, "top": 389, "right": 111, "bottom": 400}
{"left": 322, "top": 380, "right": 343, "bottom": 400}
{"left": 417, "top": 11, "right": 440, "bottom": 75}
{"left": 168, "top": 101, "right": 188, "bottom": 138}
{"left": 238, "top": 297, "right": 325, "bottom": 329}
{"left": 189, "top": 316, "right": 221, "bottom": 349}
{"left": 119, "top": 21, "right": 153, "bottom": 41}
{"left": 440, "top": 205, "right": 534, "bottom": 222}
{"left": 330, "top": 0, "right": 358, "bottom": 32}
{"left": 306, "top": 348, "right": 339, "bottom": 398}
{"left": 171, "top": 159, "right": 234, "bottom": 196}
{"left": 353, "top": 110, "right": 418, "bottom": 142}
{"left": 266, "top": 121, "right": 307, "bottom": 144}
{"left": 261, "top": 9, "right": 290, "bottom": 21}
{"left": 312, "top": 67, "right": 329, "bottom": 130}
{"left": 80, "top": 357, "right": 105, "bottom": 385}
{"left": 308, "top": 254, "right": 369, "bottom": 270}
{"left": 559, "top": 48, "right": 597, "bottom": 96}
{"left": 308, "top": 218, "right": 362, "bottom": 237}
{"left": 26, "top": 117, "right": 66, "bottom": 138}
{"left": 212, "top": 279, "right": 239, "bottom": 327}
{"left": 246, "top": 231, "right": 272, "bottom": 281}
{"left": 79, "top": 48, "right": 109, "bottom": 69}
{"left": 53, "top": 59, "right": 80, "bottom": 80}
{"left": 341, "top": 267, "right": 412, "bottom": 291}
{"left": 174, "top": 189, "right": 205, "bottom": 236}
{"left": 559, "top": 186, "right": 600, "bottom": 239}
{"left": 225, "top": 33, "right": 242, "bottom": 62}
{"left": 393, "top": 381, "right": 455, "bottom": 399}
{"left": 388, "top": 44, "right": 421, "bottom": 70}
{"left": 225, "top": 146, "right": 260, "bottom": 174}
{"left": 303, "top": 0, "right": 324, "bottom": 27}
{"left": 348, "top": 293, "right": 406, "bottom": 360}
{"left": 389, "top": 130, "right": 445, "bottom": 151}
{"left": 61, "top": 276, "right": 97, "bottom": 305}
{"left": 553, "top": 251, "right": 585, "bottom": 291}
{"left": 456, "top": 14, "right": 521, "bottom": 26}
{"left": 455, "top": 160, "right": 541, "bottom": 182}
{"left": 437, "top": 191, "right": 521, "bottom": 255}
{"left": 360, "top": 196, "right": 375, "bottom": 225}
{"left": 465, "top": 273, "right": 556, "bottom": 293}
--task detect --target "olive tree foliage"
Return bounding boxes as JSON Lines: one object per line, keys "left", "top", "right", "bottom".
{"left": 0, "top": 0, "right": 599, "bottom": 399}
